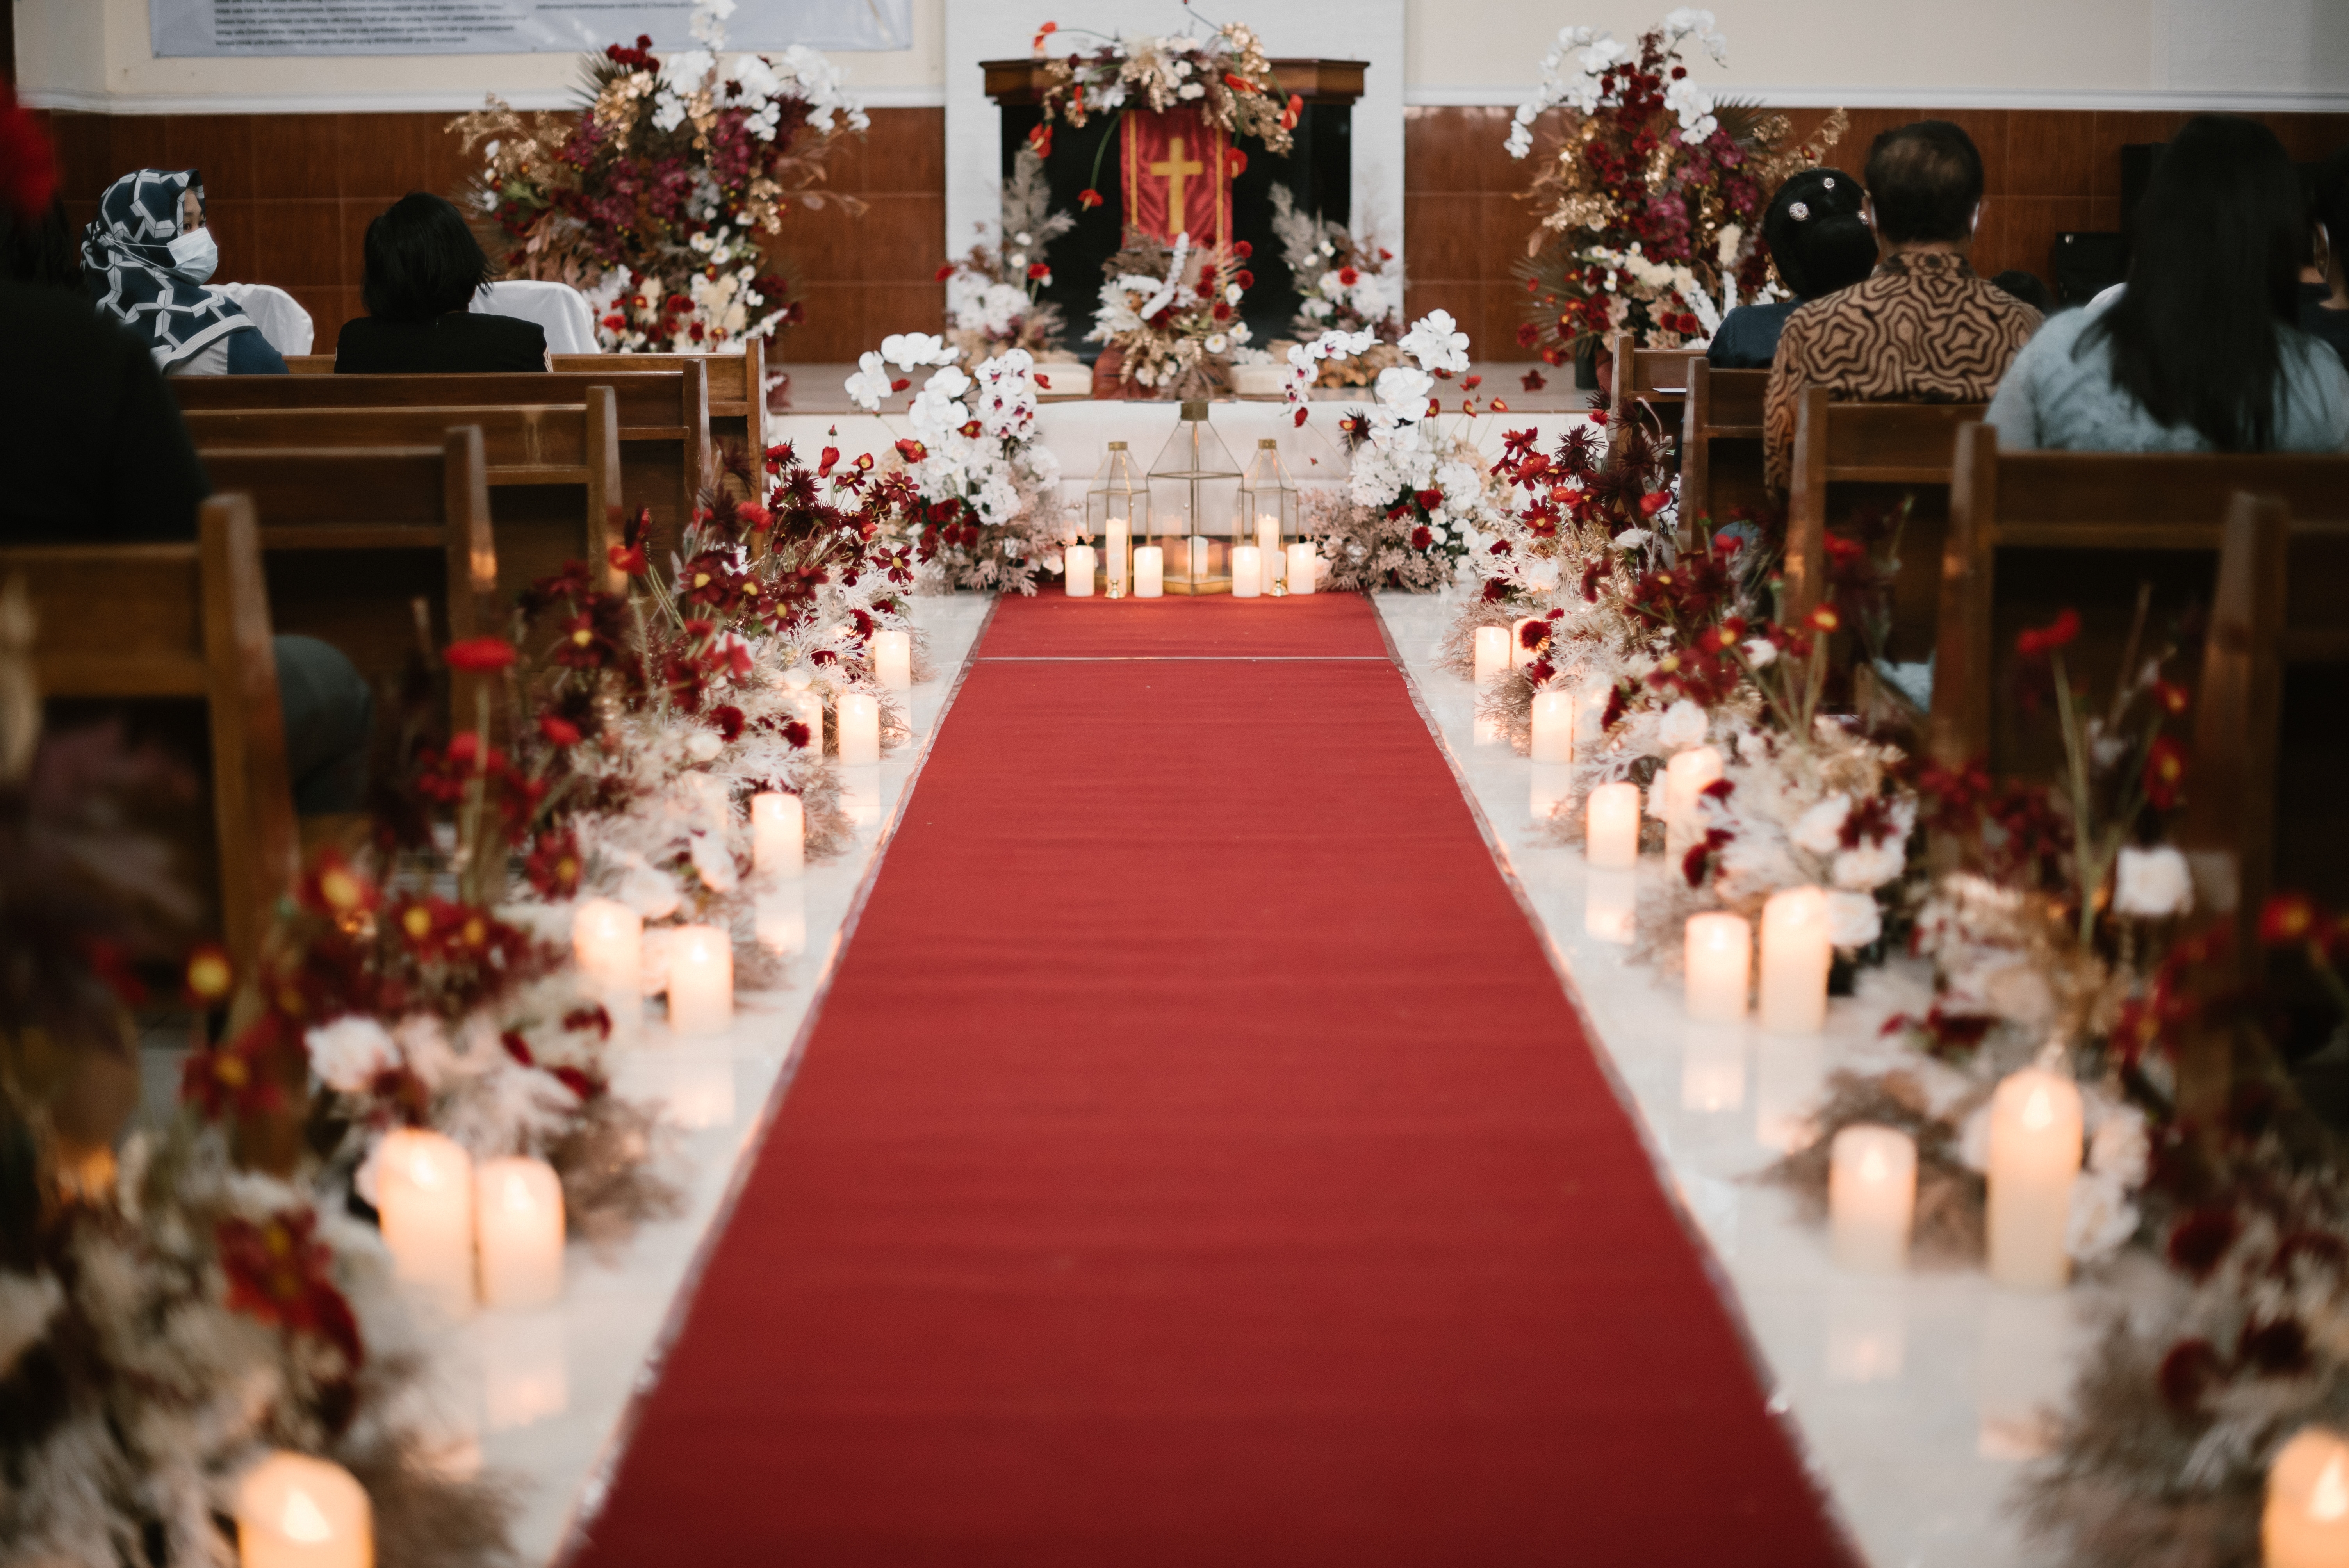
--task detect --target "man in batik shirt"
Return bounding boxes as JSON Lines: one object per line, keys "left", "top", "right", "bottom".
{"left": 1763, "top": 120, "right": 2042, "bottom": 492}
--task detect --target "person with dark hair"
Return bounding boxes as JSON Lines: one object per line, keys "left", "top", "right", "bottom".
{"left": 335, "top": 193, "right": 547, "bottom": 373}
{"left": 1708, "top": 167, "right": 1879, "bottom": 368}
{"left": 1986, "top": 116, "right": 2347, "bottom": 453}
{"left": 2303, "top": 145, "right": 2349, "bottom": 368}
{"left": 0, "top": 98, "right": 371, "bottom": 813}
{"left": 1762, "top": 120, "right": 2041, "bottom": 490}
{"left": 82, "top": 169, "right": 289, "bottom": 375}
{"left": 1990, "top": 269, "right": 2055, "bottom": 315}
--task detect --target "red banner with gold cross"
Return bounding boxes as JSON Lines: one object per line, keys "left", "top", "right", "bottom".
{"left": 1119, "top": 105, "right": 1233, "bottom": 248}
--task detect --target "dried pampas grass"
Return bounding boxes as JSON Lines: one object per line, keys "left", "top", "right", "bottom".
{"left": 544, "top": 1095, "right": 681, "bottom": 1252}
{"left": 1763, "top": 1067, "right": 1988, "bottom": 1263}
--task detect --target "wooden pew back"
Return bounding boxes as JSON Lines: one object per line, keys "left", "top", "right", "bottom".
{"left": 0, "top": 497, "right": 297, "bottom": 969}
{"left": 1931, "top": 424, "right": 2349, "bottom": 771}
{"left": 1606, "top": 331, "right": 1699, "bottom": 470}
{"left": 1677, "top": 361, "right": 1768, "bottom": 547}
{"left": 1784, "top": 388, "right": 1984, "bottom": 650}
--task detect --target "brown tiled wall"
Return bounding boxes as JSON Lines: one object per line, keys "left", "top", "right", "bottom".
{"left": 36, "top": 106, "right": 944, "bottom": 362}
{"left": 1402, "top": 105, "right": 2349, "bottom": 354}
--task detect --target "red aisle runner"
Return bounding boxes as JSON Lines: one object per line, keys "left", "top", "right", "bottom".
{"left": 573, "top": 595, "right": 1852, "bottom": 1567}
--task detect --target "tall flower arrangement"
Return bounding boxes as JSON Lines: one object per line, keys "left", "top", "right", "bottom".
{"left": 939, "top": 148, "right": 1078, "bottom": 363}
{"left": 1027, "top": 20, "right": 1297, "bottom": 159}
{"left": 1089, "top": 229, "right": 1258, "bottom": 398}
{"left": 846, "top": 335, "right": 1066, "bottom": 593}
{"left": 449, "top": 0, "right": 868, "bottom": 352}
{"left": 1503, "top": 11, "right": 1845, "bottom": 360}
{"left": 1267, "top": 185, "right": 1401, "bottom": 387}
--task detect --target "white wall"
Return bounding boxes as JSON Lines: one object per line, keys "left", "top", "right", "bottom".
{"left": 21, "top": 0, "right": 2346, "bottom": 114}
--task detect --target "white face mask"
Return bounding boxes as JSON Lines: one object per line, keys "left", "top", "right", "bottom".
{"left": 167, "top": 227, "right": 217, "bottom": 283}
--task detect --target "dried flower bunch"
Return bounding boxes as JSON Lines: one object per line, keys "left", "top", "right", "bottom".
{"left": 1503, "top": 10, "right": 1846, "bottom": 359}
{"left": 448, "top": 0, "right": 868, "bottom": 351}
{"left": 1090, "top": 228, "right": 1259, "bottom": 398}
{"left": 939, "top": 148, "right": 1078, "bottom": 363}
{"left": 1267, "top": 185, "right": 1401, "bottom": 387}
{"left": 1027, "top": 19, "right": 1299, "bottom": 158}
{"left": 846, "top": 334, "right": 1067, "bottom": 593}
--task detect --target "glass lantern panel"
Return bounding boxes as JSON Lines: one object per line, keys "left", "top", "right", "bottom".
{"left": 1085, "top": 441, "right": 1150, "bottom": 598}
{"left": 1145, "top": 402, "right": 1243, "bottom": 595}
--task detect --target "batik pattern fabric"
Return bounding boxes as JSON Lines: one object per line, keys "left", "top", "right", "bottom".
{"left": 82, "top": 169, "right": 256, "bottom": 371}
{"left": 1762, "top": 251, "right": 2041, "bottom": 490}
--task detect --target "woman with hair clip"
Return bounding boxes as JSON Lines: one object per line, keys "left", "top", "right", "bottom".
{"left": 82, "top": 168, "right": 288, "bottom": 376}
{"left": 1708, "top": 167, "right": 1881, "bottom": 368}
{"left": 1985, "top": 114, "right": 2348, "bottom": 453}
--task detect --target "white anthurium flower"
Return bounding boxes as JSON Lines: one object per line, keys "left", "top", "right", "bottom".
{"left": 1399, "top": 310, "right": 1471, "bottom": 375}
{"left": 2112, "top": 845, "right": 2194, "bottom": 918}
{"left": 843, "top": 352, "right": 893, "bottom": 412}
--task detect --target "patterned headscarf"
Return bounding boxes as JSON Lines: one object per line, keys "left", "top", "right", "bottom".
{"left": 82, "top": 169, "right": 255, "bottom": 370}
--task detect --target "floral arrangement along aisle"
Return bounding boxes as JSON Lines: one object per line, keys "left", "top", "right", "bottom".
{"left": 1089, "top": 229, "right": 1261, "bottom": 399}
{"left": 1502, "top": 10, "right": 1845, "bottom": 362}
{"left": 449, "top": 0, "right": 868, "bottom": 351}
{"left": 1027, "top": 20, "right": 1298, "bottom": 157}
{"left": 845, "top": 334, "right": 1066, "bottom": 593}
{"left": 939, "top": 148, "right": 1080, "bottom": 363}
{"left": 1267, "top": 185, "right": 1402, "bottom": 387}
{"left": 1282, "top": 310, "right": 1511, "bottom": 592}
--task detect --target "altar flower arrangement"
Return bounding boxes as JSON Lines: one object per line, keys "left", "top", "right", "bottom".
{"left": 1501, "top": 10, "right": 1845, "bottom": 359}
{"left": 1089, "top": 228, "right": 1258, "bottom": 398}
{"left": 846, "top": 335, "right": 1067, "bottom": 593}
{"left": 1028, "top": 19, "right": 1297, "bottom": 157}
{"left": 1267, "top": 185, "right": 1402, "bottom": 387}
{"left": 940, "top": 147, "right": 1079, "bottom": 363}
{"left": 449, "top": 0, "right": 868, "bottom": 351}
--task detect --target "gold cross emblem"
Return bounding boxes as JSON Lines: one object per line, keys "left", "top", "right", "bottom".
{"left": 1148, "top": 135, "right": 1207, "bottom": 221}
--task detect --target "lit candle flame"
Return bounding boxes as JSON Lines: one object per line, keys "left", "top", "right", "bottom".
{"left": 282, "top": 1484, "right": 333, "bottom": 1543}
{"left": 2312, "top": 1453, "right": 2349, "bottom": 1522}
{"left": 504, "top": 1172, "right": 535, "bottom": 1212}
{"left": 2021, "top": 1085, "right": 2054, "bottom": 1130}
{"left": 411, "top": 1151, "right": 441, "bottom": 1187}
{"left": 1860, "top": 1147, "right": 1887, "bottom": 1182}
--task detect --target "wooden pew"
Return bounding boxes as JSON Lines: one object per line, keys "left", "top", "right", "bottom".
{"left": 0, "top": 496, "right": 297, "bottom": 971}
{"left": 171, "top": 367, "right": 708, "bottom": 558}
{"left": 1677, "top": 361, "right": 1768, "bottom": 548}
{"left": 1783, "top": 388, "right": 1986, "bottom": 651}
{"left": 1606, "top": 331, "right": 1700, "bottom": 462}
{"left": 201, "top": 429, "right": 499, "bottom": 723}
{"left": 1930, "top": 424, "right": 2349, "bottom": 772}
{"left": 182, "top": 393, "right": 624, "bottom": 594}
{"left": 552, "top": 341, "right": 763, "bottom": 454}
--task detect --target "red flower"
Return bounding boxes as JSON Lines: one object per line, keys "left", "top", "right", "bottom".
{"left": 1464, "top": 375, "right": 1483, "bottom": 390}
{"left": 2158, "top": 1337, "right": 2224, "bottom": 1417}
{"left": 216, "top": 1210, "right": 363, "bottom": 1368}
{"left": 708, "top": 704, "right": 745, "bottom": 742}
{"left": 2167, "top": 1207, "right": 2240, "bottom": 1280}
{"left": 1026, "top": 262, "right": 1051, "bottom": 282}
{"left": 817, "top": 446, "right": 840, "bottom": 478}
{"left": 1027, "top": 123, "right": 1053, "bottom": 157}
{"left": 1226, "top": 148, "right": 1248, "bottom": 178}
{"left": 782, "top": 718, "right": 813, "bottom": 750}
{"left": 1414, "top": 487, "right": 1444, "bottom": 512}
{"left": 1079, "top": 188, "right": 1103, "bottom": 210}
{"left": 1234, "top": 241, "right": 1253, "bottom": 259}
{"left": 2142, "top": 734, "right": 2187, "bottom": 810}
{"left": 1638, "top": 490, "right": 1670, "bottom": 517}
{"left": 1522, "top": 368, "right": 1548, "bottom": 392}
{"left": 1489, "top": 398, "right": 1509, "bottom": 412}
{"left": 2016, "top": 608, "right": 2082, "bottom": 657}
{"left": 1279, "top": 93, "right": 1303, "bottom": 131}
{"left": 2151, "top": 679, "right": 2190, "bottom": 716}
{"left": 1234, "top": 269, "right": 1255, "bottom": 291}
{"left": 1292, "top": 407, "right": 1309, "bottom": 428}
{"left": 959, "top": 419, "right": 983, "bottom": 438}
{"left": 934, "top": 262, "right": 955, "bottom": 282}
{"left": 894, "top": 438, "right": 927, "bottom": 463}
{"left": 1337, "top": 266, "right": 1359, "bottom": 287}
{"left": 184, "top": 943, "right": 235, "bottom": 1005}
{"left": 1807, "top": 605, "right": 1842, "bottom": 634}
{"left": 538, "top": 715, "right": 581, "bottom": 748}
{"left": 524, "top": 831, "right": 582, "bottom": 899}
{"left": 601, "top": 313, "right": 626, "bottom": 331}
{"left": 607, "top": 542, "right": 647, "bottom": 576}
{"left": 443, "top": 636, "right": 517, "bottom": 673}
{"left": 2259, "top": 891, "right": 2321, "bottom": 946}
{"left": 1409, "top": 526, "right": 1434, "bottom": 551}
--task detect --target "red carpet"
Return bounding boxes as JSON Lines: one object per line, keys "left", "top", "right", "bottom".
{"left": 571, "top": 594, "right": 1854, "bottom": 1566}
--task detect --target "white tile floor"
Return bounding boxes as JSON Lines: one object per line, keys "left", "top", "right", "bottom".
{"left": 1374, "top": 590, "right": 2112, "bottom": 1568}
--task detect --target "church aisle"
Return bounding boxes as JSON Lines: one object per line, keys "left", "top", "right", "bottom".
{"left": 569, "top": 594, "right": 1855, "bottom": 1567}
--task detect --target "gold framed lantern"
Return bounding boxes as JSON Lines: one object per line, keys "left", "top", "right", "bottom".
{"left": 1084, "top": 440, "right": 1150, "bottom": 598}
{"left": 1146, "top": 401, "right": 1242, "bottom": 595}
{"left": 1238, "top": 438, "right": 1298, "bottom": 597}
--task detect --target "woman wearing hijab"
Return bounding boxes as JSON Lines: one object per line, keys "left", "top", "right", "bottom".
{"left": 1707, "top": 167, "right": 1882, "bottom": 369}
{"left": 82, "top": 168, "right": 287, "bottom": 376}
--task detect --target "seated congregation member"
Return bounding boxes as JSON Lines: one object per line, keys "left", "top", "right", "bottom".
{"left": 1762, "top": 120, "right": 2041, "bottom": 491}
{"left": 336, "top": 193, "right": 547, "bottom": 373}
{"left": 83, "top": 169, "right": 289, "bottom": 376}
{"left": 1985, "top": 116, "right": 2349, "bottom": 454}
{"left": 1709, "top": 168, "right": 1878, "bottom": 368}
{"left": 2303, "top": 146, "right": 2349, "bottom": 369}
{"left": 1, "top": 141, "right": 371, "bottom": 815}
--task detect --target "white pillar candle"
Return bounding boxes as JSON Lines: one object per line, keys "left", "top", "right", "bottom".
{"left": 755, "top": 883, "right": 806, "bottom": 957}
{"left": 1189, "top": 534, "right": 1211, "bottom": 581}
{"left": 836, "top": 691, "right": 880, "bottom": 765}
{"left": 750, "top": 792, "right": 804, "bottom": 880}
{"left": 1986, "top": 1066, "right": 2084, "bottom": 1290}
{"left": 1586, "top": 780, "right": 1643, "bottom": 868}
{"left": 235, "top": 1451, "right": 371, "bottom": 1568}
{"left": 1105, "top": 520, "right": 1130, "bottom": 596}
{"left": 1829, "top": 1124, "right": 1917, "bottom": 1274}
{"left": 1529, "top": 688, "right": 1576, "bottom": 763}
{"left": 2265, "top": 1426, "right": 2349, "bottom": 1568}
{"left": 1663, "top": 745, "right": 1725, "bottom": 860}
{"left": 1584, "top": 867, "right": 1637, "bottom": 943}
{"left": 571, "top": 898, "right": 642, "bottom": 1002}
{"left": 666, "top": 923, "right": 733, "bottom": 1036}
{"left": 1510, "top": 615, "right": 1543, "bottom": 669}
{"left": 1133, "top": 545, "right": 1164, "bottom": 598}
{"left": 1472, "top": 624, "right": 1510, "bottom": 688}
{"left": 1530, "top": 762, "right": 1574, "bottom": 826}
{"left": 1064, "top": 542, "right": 1096, "bottom": 597}
{"left": 474, "top": 1156, "right": 564, "bottom": 1309}
{"left": 377, "top": 1128, "right": 474, "bottom": 1315}
{"left": 1286, "top": 542, "right": 1317, "bottom": 595}
{"left": 869, "top": 629, "right": 910, "bottom": 690}
{"left": 1683, "top": 911, "right": 1751, "bottom": 1023}
{"left": 1256, "top": 514, "right": 1284, "bottom": 590}
{"left": 1231, "top": 545, "right": 1262, "bottom": 598}
{"left": 1758, "top": 886, "right": 1833, "bottom": 1036}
